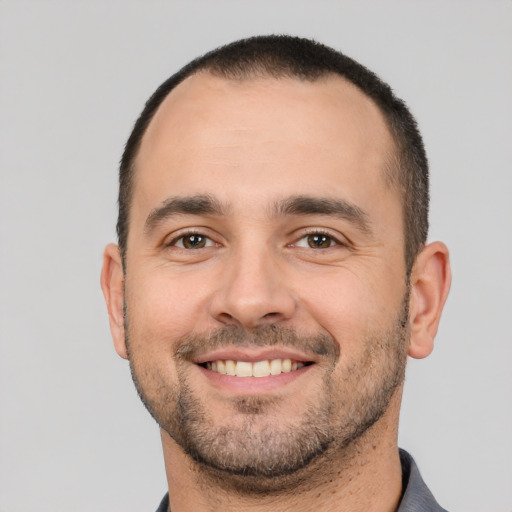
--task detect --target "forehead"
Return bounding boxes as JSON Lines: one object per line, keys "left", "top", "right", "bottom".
{"left": 134, "top": 72, "right": 397, "bottom": 217}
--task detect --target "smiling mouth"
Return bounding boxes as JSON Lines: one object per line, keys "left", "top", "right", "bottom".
{"left": 200, "top": 359, "right": 314, "bottom": 378}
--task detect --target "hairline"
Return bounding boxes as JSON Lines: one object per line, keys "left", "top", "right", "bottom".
{"left": 127, "top": 69, "right": 403, "bottom": 207}
{"left": 121, "top": 66, "right": 417, "bottom": 273}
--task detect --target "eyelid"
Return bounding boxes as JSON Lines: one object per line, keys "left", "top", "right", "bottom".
{"left": 162, "top": 227, "right": 349, "bottom": 250}
{"left": 291, "top": 228, "right": 349, "bottom": 248}
{"left": 163, "top": 228, "right": 218, "bottom": 248}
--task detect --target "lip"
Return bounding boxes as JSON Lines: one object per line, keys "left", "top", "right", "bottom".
{"left": 196, "top": 362, "right": 314, "bottom": 394}
{"left": 193, "top": 346, "right": 317, "bottom": 365}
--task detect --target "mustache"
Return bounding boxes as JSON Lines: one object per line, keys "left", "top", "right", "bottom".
{"left": 174, "top": 324, "right": 340, "bottom": 362}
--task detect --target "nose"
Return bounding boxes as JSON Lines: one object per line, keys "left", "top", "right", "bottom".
{"left": 209, "top": 245, "right": 297, "bottom": 329}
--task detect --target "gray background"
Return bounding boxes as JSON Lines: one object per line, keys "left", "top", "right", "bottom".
{"left": 1, "top": 1, "right": 511, "bottom": 511}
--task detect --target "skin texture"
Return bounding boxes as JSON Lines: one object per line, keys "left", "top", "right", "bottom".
{"left": 101, "top": 73, "right": 451, "bottom": 512}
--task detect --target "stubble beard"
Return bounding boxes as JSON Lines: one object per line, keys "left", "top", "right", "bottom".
{"left": 125, "top": 295, "right": 409, "bottom": 493}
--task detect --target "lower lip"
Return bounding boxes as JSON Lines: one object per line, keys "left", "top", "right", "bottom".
{"left": 196, "top": 364, "right": 313, "bottom": 394}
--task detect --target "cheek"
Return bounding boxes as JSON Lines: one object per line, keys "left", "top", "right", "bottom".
{"left": 126, "top": 270, "right": 211, "bottom": 347}
{"left": 295, "top": 267, "right": 398, "bottom": 350}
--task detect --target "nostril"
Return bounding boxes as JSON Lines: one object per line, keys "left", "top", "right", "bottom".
{"left": 263, "top": 312, "right": 279, "bottom": 318}
{"left": 218, "top": 312, "right": 235, "bottom": 323}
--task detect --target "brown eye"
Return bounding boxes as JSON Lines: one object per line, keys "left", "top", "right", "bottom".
{"left": 307, "top": 234, "right": 333, "bottom": 248}
{"left": 175, "top": 234, "right": 210, "bottom": 249}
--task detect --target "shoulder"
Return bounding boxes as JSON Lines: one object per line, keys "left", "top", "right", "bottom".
{"left": 398, "top": 449, "right": 449, "bottom": 512}
{"left": 155, "top": 493, "right": 169, "bottom": 512}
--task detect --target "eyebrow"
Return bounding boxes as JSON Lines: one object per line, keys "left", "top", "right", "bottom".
{"left": 144, "top": 194, "right": 228, "bottom": 233}
{"left": 274, "top": 195, "right": 372, "bottom": 234}
{"left": 144, "top": 193, "right": 372, "bottom": 235}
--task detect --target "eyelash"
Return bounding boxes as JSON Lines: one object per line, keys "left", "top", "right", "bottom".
{"left": 165, "top": 230, "right": 216, "bottom": 249}
{"left": 293, "top": 229, "right": 345, "bottom": 249}
{"left": 165, "top": 228, "right": 345, "bottom": 251}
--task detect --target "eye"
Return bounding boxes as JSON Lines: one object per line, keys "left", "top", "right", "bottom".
{"left": 172, "top": 233, "right": 214, "bottom": 249}
{"left": 295, "top": 232, "right": 340, "bottom": 249}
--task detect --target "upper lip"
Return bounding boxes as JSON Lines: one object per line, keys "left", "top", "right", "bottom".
{"left": 193, "top": 347, "right": 317, "bottom": 365}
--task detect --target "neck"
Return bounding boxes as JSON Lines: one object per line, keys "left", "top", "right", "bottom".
{"left": 160, "top": 394, "right": 404, "bottom": 512}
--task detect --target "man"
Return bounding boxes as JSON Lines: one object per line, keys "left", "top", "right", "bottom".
{"left": 101, "top": 35, "right": 451, "bottom": 511}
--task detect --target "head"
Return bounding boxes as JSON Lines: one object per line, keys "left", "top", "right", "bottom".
{"left": 101, "top": 35, "right": 450, "bottom": 492}
{"left": 117, "top": 35, "right": 429, "bottom": 274}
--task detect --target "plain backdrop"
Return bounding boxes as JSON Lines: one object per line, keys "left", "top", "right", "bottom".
{"left": 1, "top": 1, "right": 511, "bottom": 511}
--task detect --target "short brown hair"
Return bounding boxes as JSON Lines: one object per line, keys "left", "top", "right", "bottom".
{"left": 118, "top": 35, "right": 429, "bottom": 273}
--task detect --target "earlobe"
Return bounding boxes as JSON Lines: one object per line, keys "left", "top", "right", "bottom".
{"left": 100, "top": 243, "right": 128, "bottom": 359}
{"left": 408, "top": 241, "right": 451, "bottom": 359}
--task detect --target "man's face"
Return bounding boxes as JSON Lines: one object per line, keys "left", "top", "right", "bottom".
{"left": 120, "top": 73, "right": 409, "bottom": 481}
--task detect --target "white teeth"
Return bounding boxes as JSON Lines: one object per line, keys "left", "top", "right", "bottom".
{"left": 253, "top": 360, "right": 271, "bottom": 378}
{"left": 269, "top": 359, "right": 282, "bottom": 375}
{"left": 282, "top": 359, "right": 292, "bottom": 373}
{"left": 235, "top": 361, "right": 252, "bottom": 377}
{"left": 225, "top": 360, "right": 236, "bottom": 376}
{"left": 205, "top": 358, "right": 307, "bottom": 377}
{"left": 216, "top": 360, "right": 226, "bottom": 375}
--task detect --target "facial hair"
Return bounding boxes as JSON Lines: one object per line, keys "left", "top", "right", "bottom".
{"left": 125, "top": 294, "right": 409, "bottom": 488}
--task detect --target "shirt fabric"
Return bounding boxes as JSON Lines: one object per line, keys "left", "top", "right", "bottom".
{"left": 155, "top": 449, "right": 447, "bottom": 512}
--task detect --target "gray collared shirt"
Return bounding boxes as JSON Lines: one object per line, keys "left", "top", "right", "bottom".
{"left": 155, "top": 449, "right": 448, "bottom": 511}
{"left": 398, "top": 449, "right": 448, "bottom": 511}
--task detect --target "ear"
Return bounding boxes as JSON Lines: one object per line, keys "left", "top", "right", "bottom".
{"left": 408, "top": 241, "right": 451, "bottom": 359}
{"left": 100, "top": 243, "right": 128, "bottom": 359}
